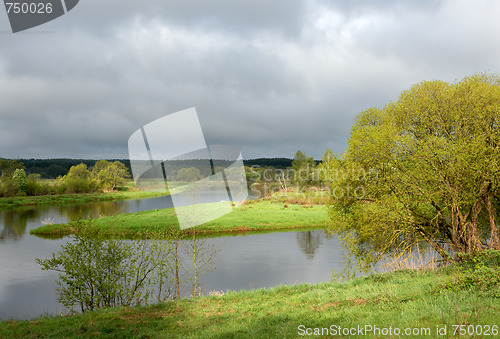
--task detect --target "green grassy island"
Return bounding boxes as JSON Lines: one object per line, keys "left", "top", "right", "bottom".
{"left": 30, "top": 200, "right": 330, "bottom": 238}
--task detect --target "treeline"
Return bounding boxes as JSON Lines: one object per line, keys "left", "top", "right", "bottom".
{"left": 246, "top": 150, "right": 334, "bottom": 186}
{"left": 7, "top": 158, "right": 298, "bottom": 179}
{"left": 0, "top": 159, "right": 130, "bottom": 197}
{"left": 0, "top": 156, "right": 324, "bottom": 198}
{"left": 243, "top": 158, "right": 295, "bottom": 169}
{"left": 19, "top": 158, "right": 132, "bottom": 179}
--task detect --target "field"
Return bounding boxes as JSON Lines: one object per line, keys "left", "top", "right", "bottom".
{"left": 1, "top": 268, "right": 498, "bottom": 338}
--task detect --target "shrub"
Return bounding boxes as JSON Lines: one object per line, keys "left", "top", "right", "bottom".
{"left": 0, "top": 177, "right": 19, "bottom": 197}
{"left": 12, "top": 168, "right": 27, "bottom": 193}
{"left": 64, "top": 164, "right": 98, "bottom": 193}
{"left": 36, "top": 222, "right": 179, "bottom": 312}
{"left": 440, "top": 249, "right": 500, "bottom": 297}
{"left": 25, "top": 174, "right": 54, "bottom": 196}
{"left": 65, "top": 178, "right": 91, "bottom": 193}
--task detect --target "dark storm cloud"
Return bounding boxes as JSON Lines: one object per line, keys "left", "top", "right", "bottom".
{"left": 1, "top": 0, "right": 500, "bottom": 159}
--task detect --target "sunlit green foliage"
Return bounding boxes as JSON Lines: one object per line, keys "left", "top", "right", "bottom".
{"left": 94, "top": 160, "right": 131, "bottom": 191}
{"left": 36, "top": 221, "right": 178, "bottom": 312}
{"left": 440, "top": 249, "right": 500, "bottom": 298}
{"left": 291, "top": 150, "right": 318, "bottom": 188}
{"left": 328, "top": 73, "right": 500, "bottom": 269}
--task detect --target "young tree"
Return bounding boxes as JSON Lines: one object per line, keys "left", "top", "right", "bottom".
{"left": 96, "top": 161, "right": 131, "bottom": 191}
{"left": 92, "top": 159, "right": 110, "bottom": 176}
{"left": 65, "top": 163, "right": 93, "bottom": 193}
{"left": 36, "top": 222, "right": 177, "bottom": 312}
{"left": 12, "top": 168, "right": 27, "bottom": 194}
{"left": 318, "top": 148, "right": 340, "bottom": 184}
{"left": 290, "top": 150, "right": 317, "bottom": 188}
{"left": 184, "top": 232, "right": 218, "bottom": 297}
{"left": 329, "top": 73, "right": 500, "bottom": 268}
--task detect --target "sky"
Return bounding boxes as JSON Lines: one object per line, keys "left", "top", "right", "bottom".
{"left": 1, "top": 0, "right": 500, "bottom": 160}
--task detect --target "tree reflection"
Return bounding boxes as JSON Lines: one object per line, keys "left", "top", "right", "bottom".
{"left": 296, "top": 230, "right": 323, "bottom": 259}
{"left": 63, "top": 201, "right": 128, "bottom": 222}
{"left": 0, "top": 208, "right": 36, "bottom": 241}
{"left": 0, "top": 200, "right": 133, "bottom": 241}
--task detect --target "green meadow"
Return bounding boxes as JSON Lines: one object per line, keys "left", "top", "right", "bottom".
{"left": 1, "top": 268, "right": 499, "bottom": 338}
{"left": 30, "top": 200, "right": 330, "bottom": 238}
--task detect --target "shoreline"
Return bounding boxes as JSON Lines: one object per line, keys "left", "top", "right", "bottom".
{"left": 0, "top": 190, "right": 169, "bottom": 209}
{"left": 30, "top": 200, "right": 331, "bottom": 238}
{"left": 1, "top": 268, "right": 498, "bottom": 337}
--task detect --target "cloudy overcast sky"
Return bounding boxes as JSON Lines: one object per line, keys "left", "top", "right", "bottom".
{"left": 1, "top": 0, "right": 499, "bottom": 160}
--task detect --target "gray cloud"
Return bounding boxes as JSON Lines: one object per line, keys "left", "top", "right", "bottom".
{"left": 1, "top": 0, "right": 500, "bottom": 160}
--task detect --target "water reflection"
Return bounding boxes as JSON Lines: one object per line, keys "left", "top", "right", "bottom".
{"left": 0, "top": 202, "right": 129, "bottom": 242}
{"left": 0, "top": 196, "right": 174, "bottom": 242}
{"left": 0, "top": 196, "right": 344, "bottom": 320}
{"left": 296, "top": 230, "right": 323, "bottom": 259}
{"left": 0, "top": 207, "right": 36, "bottom": 241}
{"left": 0, "top": 229, "right": 342, "bottom": 320}
{"left": 62, "top": 201, "right": 130, "bottom": 221}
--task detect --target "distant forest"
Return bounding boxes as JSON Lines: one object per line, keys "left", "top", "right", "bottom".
{"left": 14, "top": 157, "right": 296, "bottom": 178}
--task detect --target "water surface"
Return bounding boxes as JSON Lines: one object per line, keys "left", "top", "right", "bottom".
{"left": 0, "top": 197, "right": 342, "bottom": 320}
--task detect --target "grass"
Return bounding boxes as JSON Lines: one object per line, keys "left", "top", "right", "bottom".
{"left": 0, "top": 190, "right": 168, "bottom": 209}
{"left": 30, "top": 200, "right": 331, "bottom": 238}
{"left": 1, "top": 268, "right": 499, "bottom": 338}
{"left": 259, "top": 187, "right": 331, "bottom": 205}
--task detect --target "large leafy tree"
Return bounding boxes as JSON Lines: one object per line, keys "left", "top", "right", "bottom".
{"left": 329, "top": 74, "right": 500, "bottom": 267}
{"left": 65, "top": 163, "right": 93, "bottom": 193}
{"left": 96, "top": 161, "right": 130, "bottom": 191}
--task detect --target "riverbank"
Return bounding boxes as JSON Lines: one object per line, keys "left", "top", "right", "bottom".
{"left": 1, "top": 267, "right": 498, "bottom": 338}
{"left": 0, "top": 190, "right": 169, "bottom": 209}
{"left": 30, "top": 200, "right": 330, "bottom": 237}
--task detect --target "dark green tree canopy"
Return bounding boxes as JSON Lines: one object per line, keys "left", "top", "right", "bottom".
{"left": 0, "top": 159, "right": 25, "bottom": 178}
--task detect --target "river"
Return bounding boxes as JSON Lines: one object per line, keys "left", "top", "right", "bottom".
{"left": 0, "top": 196, "right": 343, "bottom": 320}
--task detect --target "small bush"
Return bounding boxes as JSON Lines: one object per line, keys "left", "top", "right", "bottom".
{"left": 65, "top": 178, "right": 91, "bottom": 193}
{"left": 25, "top": 174, "right": 55, "bottom": 196}
{"left": 36, "top": 221, "right": 179, "bottom": 312}
{"left": 440, "top": 249, "right": 500, "bottom": 297}
{"left": 0, "top": 178, "right": 19, "bottom": 197}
